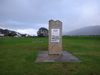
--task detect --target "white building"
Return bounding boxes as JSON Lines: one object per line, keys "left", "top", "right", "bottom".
{"left": 0, "top": 34, "right": 4, "bottom": 37}
{"left": 14, "top": 33, "right": 21, "bottom": 37}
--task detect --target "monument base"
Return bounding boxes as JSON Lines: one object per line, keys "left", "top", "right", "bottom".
{"left": 35, "top": 51, "right": 81, "bottom": 62}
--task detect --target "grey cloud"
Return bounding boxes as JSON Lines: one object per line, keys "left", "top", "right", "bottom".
{"left": 0, "top": 0, "right": 100, "bottom": 35}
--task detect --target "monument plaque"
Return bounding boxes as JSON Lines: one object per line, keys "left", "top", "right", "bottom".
{"left": 51, "top": 29, "right": 60, "bottom": 42}
{"left": 49, "top": 20, "right": 62, "bottom": 54}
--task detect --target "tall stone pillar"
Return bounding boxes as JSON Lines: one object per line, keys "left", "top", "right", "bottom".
{"left": 48, "top": 20, "right": 62, "bottom": 54}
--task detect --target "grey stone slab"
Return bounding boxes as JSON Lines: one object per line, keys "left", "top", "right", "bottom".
{"left": 35, "top": 51, "right": 81, "bottom": 62}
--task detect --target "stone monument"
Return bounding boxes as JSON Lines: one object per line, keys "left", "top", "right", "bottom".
{"left": 35, "top": 20, "right": 81, "bottom": 62}
{"left": 48, "top": 20, "right": 62, "bottom": 54}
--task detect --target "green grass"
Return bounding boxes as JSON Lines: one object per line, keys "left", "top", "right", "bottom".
{"left": 0, "top": 36, "right": 100, "bottom": 75}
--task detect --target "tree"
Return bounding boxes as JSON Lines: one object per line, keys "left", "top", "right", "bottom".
{"left": 8, "top": 31, "right": 16, "bottom": 37}
{"left": 37, "top": 27, "right": 48, "bottom": 37}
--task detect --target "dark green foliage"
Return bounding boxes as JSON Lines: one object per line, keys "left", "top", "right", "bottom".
{"left": 0, "top": 28, "right": 17, "bottom": 37}
{"left": 37, "top": 27, "right": 48, "bottom": 37}
{"left": 38, "top": 33, "right": 44, "bottom": 37}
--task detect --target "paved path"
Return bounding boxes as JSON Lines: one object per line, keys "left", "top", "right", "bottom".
{"left": 36, "top": 51, "right": 81, "bottom": 62}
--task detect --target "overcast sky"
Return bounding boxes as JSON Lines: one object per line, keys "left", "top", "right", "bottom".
{"left": 0, "top": 0, "right": 100, "bottom": 35}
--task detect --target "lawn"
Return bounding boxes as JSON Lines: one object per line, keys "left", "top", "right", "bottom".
{"left": 0, "top": 36, "right": 100, "bottom": 75}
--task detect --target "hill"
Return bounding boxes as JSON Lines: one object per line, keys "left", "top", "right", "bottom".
{"left": 66, "top": 26, "right": 100, "bottom": 35}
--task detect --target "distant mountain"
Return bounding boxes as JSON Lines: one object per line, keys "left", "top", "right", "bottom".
{"left": 66, "top": 26, "right": 100, "bottom": 35}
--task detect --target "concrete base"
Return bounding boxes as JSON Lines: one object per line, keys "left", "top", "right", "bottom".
{"left": 35, "top": 51, "right": 81, "bottom": 62}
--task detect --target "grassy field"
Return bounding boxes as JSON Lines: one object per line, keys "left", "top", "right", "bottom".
{"left": 0, "top": 36, "right": 100, "bottom": 75}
